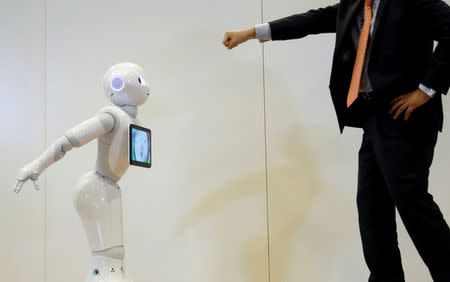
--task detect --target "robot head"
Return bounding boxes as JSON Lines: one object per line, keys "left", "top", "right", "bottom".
{"left": 104, "top": 62, "right": 150, "bottom": 107}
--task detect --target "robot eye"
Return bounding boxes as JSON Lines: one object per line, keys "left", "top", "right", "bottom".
{"left": 110, "top": 76, "right": 125, "bottom": 92}
{"left": 138, "top": 75, "right": 146, "bottom": 85}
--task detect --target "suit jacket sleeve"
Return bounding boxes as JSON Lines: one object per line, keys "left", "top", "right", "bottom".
{"left": 416, "top": 0, "right": 450, "bottom": 94}
{"left": 268, "top": 4, "right": 339, "bottom": 41}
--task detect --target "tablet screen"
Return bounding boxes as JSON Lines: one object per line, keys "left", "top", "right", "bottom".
{"left": 129, "top": 124, "right": 151, "bottom": 168}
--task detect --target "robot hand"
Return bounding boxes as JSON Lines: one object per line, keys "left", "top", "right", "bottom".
{"left": 14, "top": 162, "right": 41, "bottom": 193}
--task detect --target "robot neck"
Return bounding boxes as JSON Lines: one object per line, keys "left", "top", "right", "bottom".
{"left": 121, "top": 105, "right": 138, "bottom": 118}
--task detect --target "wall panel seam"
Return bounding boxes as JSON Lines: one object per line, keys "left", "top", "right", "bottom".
{"left": 260, "top": 0, "right": 271, "bottom": 281}
{"left": 43, "top": 0, "right": 47, "bottom": 280}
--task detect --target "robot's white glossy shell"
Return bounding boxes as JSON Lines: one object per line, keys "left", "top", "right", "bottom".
{"left": 85, "top": 256, "right": 131, "bottom": 281}
{"left": 96, "top": 105, "right": 138, "bottom": 182}
{"left": 74, "top": 171, "right": 123, "bottom": 252}
{"left": 103, "top": 62, "right": 150, "bottom": 107}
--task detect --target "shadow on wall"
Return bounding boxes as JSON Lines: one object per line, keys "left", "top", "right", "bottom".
{"left": 174, "top": 60, "right": 338, "bottom": 282}
{"left": 176, "top": 126, "right": 322, "bottom": 282}
{"left": 160, "top": 32, "right": 360, "bottom": 280}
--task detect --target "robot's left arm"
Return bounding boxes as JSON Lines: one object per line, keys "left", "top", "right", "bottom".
{"left": 14, "top": 112, "right": 115, "bottom": 193}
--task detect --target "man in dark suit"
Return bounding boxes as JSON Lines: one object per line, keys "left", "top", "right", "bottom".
{"left": 223, "top": 0, "right": 450, "bottom": 281}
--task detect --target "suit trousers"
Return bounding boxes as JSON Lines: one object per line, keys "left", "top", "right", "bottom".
{"left": 356, "top": 97, "right": 450, "bottom": 282}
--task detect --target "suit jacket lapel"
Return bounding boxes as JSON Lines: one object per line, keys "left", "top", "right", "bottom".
{"left": 366, "top": 0, "right": 390, "bottom": 66}
{"left": 370, "top": 0, "right": 389, "bottom": 44}
{"left": 335, "top": 0, "right": 363, "bottom": 51}
{"left": 340, "top": 0, "right": 362, "bottom": 42}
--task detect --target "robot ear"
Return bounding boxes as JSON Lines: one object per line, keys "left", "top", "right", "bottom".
{"left": 110, "top": 76, "right": 125, "bottom": 92}
{"left": 138, "top": 75, "right": 147, "bottom": 86}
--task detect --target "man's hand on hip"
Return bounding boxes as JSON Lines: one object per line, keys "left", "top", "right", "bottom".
{"left": 389, "top": 89, "right": 431, "bottom": 121}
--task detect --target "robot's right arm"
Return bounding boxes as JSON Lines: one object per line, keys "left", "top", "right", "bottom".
{"left": 14, "top": 112, "right": 115, "bottom": 193}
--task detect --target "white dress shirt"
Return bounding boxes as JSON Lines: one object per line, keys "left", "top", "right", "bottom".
{"left": 255, "top": 1, "right": 437, "bottom": 97}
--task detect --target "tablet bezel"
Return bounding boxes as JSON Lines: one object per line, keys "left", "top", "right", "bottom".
{"left": 129, "top": 124, "right": 152, "bottom": 168}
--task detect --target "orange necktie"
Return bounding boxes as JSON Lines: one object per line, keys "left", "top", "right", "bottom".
{"left": 347, "top": 0, "right": 374, "bottom": 108}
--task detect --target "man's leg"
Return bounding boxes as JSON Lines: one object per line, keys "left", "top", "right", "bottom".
{"left": 372, "top": 108, "right": 450, "bottom": 282}
{"left": 358, "top": 121, "right": 405, "bottom": 282}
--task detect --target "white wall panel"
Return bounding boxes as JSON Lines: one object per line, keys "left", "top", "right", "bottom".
{"left": 45, "top": 0, "right": 268, "bottom": 282}
{"left": 262, "top": 1, "right": 450, "bottom": 282}
{"left": 0, "top": 0, "right": 46, "bottom": 281}
{"left": 2, "top": 0, "right": 449, "bottom": 281}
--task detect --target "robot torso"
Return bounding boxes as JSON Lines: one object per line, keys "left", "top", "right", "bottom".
{"left": 96, "top": 105, "right": 139, "bottom": 182}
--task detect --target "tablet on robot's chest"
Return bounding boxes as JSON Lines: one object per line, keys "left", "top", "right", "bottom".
{"left": 129, "top": 124, "right": 151, "bottom": 168}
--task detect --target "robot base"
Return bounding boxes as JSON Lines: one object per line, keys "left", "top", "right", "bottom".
{"left": 86, "top": 255, "right": 132, "bottom": 282}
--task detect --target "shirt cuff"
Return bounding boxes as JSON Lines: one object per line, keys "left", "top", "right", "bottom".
{"left": 255, "top": 23, "right": 272, "bottom": 43}
{"left": 419, "top": 84, "right": 437, "bottom": 98}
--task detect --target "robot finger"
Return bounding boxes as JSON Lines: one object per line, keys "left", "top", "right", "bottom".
{"left": 32, "top": 179, "right": 40, "bottom": 191}
{"left": 13, "top": 181, "right": 24, "bottom": 193}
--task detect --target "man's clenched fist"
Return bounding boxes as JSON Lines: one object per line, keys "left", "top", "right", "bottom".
{"left": 223, "top": 28, "right": 256, "bottom": 49}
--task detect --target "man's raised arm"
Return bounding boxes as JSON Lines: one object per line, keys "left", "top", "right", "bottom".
{"left": 223, "top": 3, "right": 339, "bottom": 49}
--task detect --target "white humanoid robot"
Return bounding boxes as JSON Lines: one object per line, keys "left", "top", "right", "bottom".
{"left": 14, "top": 62, "right": 152, "bottom": 282}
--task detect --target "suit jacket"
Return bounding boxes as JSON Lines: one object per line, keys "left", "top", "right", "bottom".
{"left": 269, "top": 0, "right": 450, "bottom": 132}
